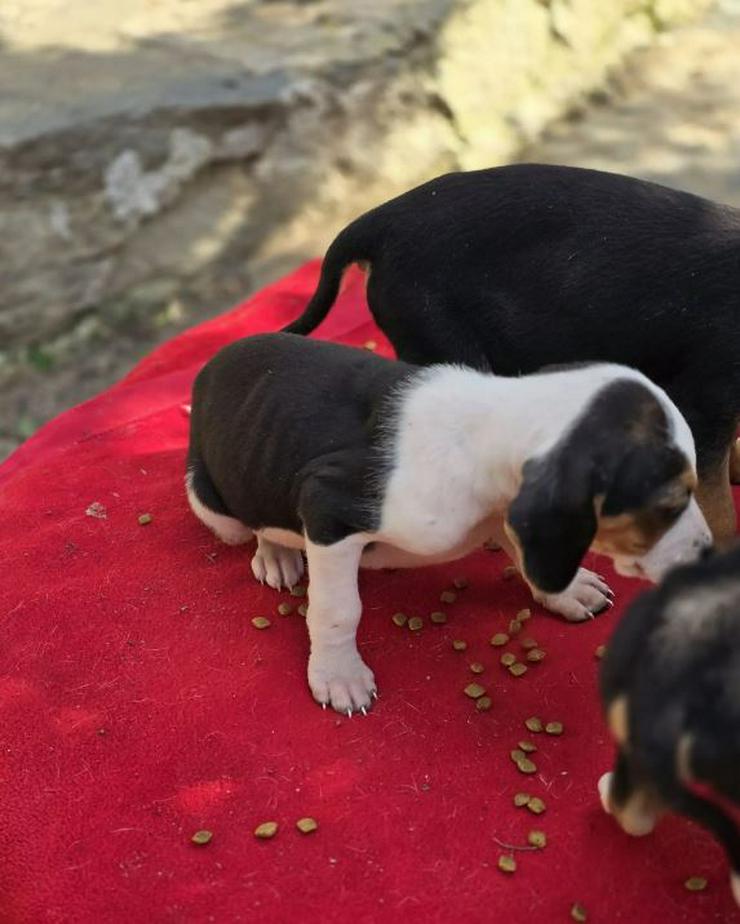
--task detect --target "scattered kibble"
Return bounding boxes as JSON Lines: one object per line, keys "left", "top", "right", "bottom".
{"left": 298, "top": 604, "right": 308, "bottom": 617}
{"left": 484, "top": 539, "right": 502, "bottom": 551}
{"left": 469, "top": 662, "right": 485, "bottom": 674}
{"left": 517, "top": 608, "right": 532, "bottom": 621}
{"left": 363, "top": 340, "right": 378, "bottom": 351}
{"left": 191, "top": 830, "right": 213, "bottom": 845}
{"left": 277, "top": 603, "right": 293, "bottom": 616}
{"left": 440, "top": 591, "right": 457, "bottom": 604}
{"left": 595, "top": 644, "right": 606, "bottom": 659}
{"left": 464, "top": 683, "right": 486, "bottom": 699}
{"left": 498, "top": 854, "right": 517, "bottom": 874}
{"left": 528, "top": 830, "right": 547, "bottom": 849}
{"left": 520, "top": 637, "right": 538, "bottom": 650}
{"left": 684, "top": 876, "right": 708, "bottom": 892}
{"left": 502, "top": 565, "right": 518, "bottom": 579}
{"left": 545, "top": 721, "right": 564, "bottom": 736}
{"left": 525, "top": 717, "right": 543, "bottom": 733}
{"left": 430, "top": 611, "right": 447, "bottom": 624}
{"left": 452, "top": 577, "right": 469, "bottom": 590}
{"left": 452, "top": 639, "right": 468, "bottom": 651}
{"left": 509, "top": 619, "right": 522, "bottom": 636}
{"left": 476, "top": 696, "right": 492, "bottom": 711}
{"left": 138, "top": 513, "right": 153, "bottom": 526}
{"left": 526, "top": 648, "right": 546, "bottom": 663}
{"left": 508, "top": 662, "right": 528, "bottom": 677}
{"left": 500, "top": 652, "right": 516, "bottom": 667}
{"left": 254, "top": 822, "right": 278, "bottom": 839}
{"left": 392, "top": 612, "right": 408, "bottom": 627}
{"left": 296, "top": 817, "right": 318, "bottom": 834}
{"left": 290, "top": 585, "right": 307, "bottom": 598}
{"left": 490, "top": 633, "right": 509, "bottom": 647}
{"left": 510, "top": 748, "right": 526, "bottom": 763}
{"left": 518, "top": 740, "right": 537, "bottom": 753}
{"left": 408, "top": 616, "right": 424, "bottom": 631}
{"left": 514, "top": 792, "right": 531, "bottom": 808}
{"left": 516, "top": 757, "right": 537, "bottom": 775}
{"left": 251, "top": 616, "right": 271, "bottom": 629}
{"left": 527, "top": 797, "right": 546, "bottom": 815}
{"left": 571, "top": 903, "right": 588, "bottom": 922}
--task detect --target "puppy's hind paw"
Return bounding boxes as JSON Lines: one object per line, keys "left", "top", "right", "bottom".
{"left": 251, "top": 539, "right": 305, "bottom": 590}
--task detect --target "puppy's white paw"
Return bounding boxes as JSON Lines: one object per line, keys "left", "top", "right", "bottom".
{"left": 308, "top": 650, "right": 377, "bottom": 716}
{"left": 598, "top": 772, "right": 614, "bottom": 815}
{"left": 534, "top": 568, "right": 613, "bottom": 622}
{"left": 251, "top": 540, "right": 305, "bottom": 590}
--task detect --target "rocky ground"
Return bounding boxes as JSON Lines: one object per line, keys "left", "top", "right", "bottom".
{"left": 2, "top": 0, "right": 734, "bottom": 459}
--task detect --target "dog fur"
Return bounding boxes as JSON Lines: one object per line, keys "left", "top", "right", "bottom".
{"left": 186, "top": 333, "right": 710, "bottom": 715}
{"left": 283, "top": 163, "right": 740, "bottom": 543}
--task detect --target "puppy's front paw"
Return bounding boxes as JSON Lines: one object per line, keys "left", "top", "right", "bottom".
{"left": 308, "top": 650, "right": 377, "bottom": 716}
{"left": 534, "top": 568, "right": 613, "bottom": 622}
{"left": 251, "top": 541, "right": 305, "bottom": 590}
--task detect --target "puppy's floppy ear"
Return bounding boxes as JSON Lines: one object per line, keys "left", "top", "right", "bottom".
{"left": 506, "top": 448, "right": 597, "bottom": 594}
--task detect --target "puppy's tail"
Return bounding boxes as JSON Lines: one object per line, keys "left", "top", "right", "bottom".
{"left": 283, "top": 214, "right": 374, "bottom": 335}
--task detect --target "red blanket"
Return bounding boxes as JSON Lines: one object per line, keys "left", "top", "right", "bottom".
{"left": 1, "top": 262, "right": 738, "bottom": 924}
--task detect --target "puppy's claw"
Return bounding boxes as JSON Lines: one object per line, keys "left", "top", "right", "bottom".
{"left": 346, "top": 708, "right": 353, "bottom": 718}
{"left": 371, "top": 690, "right": 378, "bottom": 700}
{"left": 322, "top": 702, "right": 327, "bottom": 710}
{"left": 360, "top": 706, "right": 367, "bottom": 716}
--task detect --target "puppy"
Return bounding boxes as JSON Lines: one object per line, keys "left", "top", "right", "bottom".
{"left": 599, "top": 544, "right": 740, "bottom": 907}
{"left": 187, "top": 333, "right": 710, "bottom": 714}
{"left": 283, "top": 163, "right": 740, "bottom": 544}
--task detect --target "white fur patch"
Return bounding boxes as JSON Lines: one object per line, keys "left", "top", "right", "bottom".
{"left": 185, "top": 471, "right": 253, "bottom": 546}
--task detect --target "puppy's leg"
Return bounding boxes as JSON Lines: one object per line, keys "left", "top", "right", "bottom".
{"left": 305, "top": 535, "right": 376, "bottom": 716}
{"left": 251, "top": 534, "right": 305, "bottom": 590}
{"left": 695, "top": 448, "right": 737, "bottom": 548}
{"left": 598, "top": 751, "right": 662, "bottom": 837}
{"left": 186, "top": 468, "right": 253, "bottom": 546}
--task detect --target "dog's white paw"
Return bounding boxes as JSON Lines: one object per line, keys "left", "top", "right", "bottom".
{"left": 534, "top": 568, "right": 613, "bottom": 622}
{"left": 308, "top": 650, "right": 377, "bottom": 716}
{"left": 251, "top": 540, "right": 305, "bottom": 590}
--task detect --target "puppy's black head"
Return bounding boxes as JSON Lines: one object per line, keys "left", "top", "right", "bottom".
{"left": 506, "top": 378, "right": 696, "bottom": 594}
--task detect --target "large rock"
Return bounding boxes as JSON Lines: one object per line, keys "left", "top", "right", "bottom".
{"left": 0, "top": 0, "right": 711, "bottom": 456}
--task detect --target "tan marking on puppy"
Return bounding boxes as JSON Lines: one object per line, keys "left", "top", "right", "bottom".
{"left": 503, "top": 520, "right": 525, "bottom": 574}
{"left": 608, "top": 696, "right": 630, "bottom": 747}
{"left": 696, "top": 448, "right": 737, "bottom": 547}
{"left": 675, "top": 733, "right": 694, "bottom": 784}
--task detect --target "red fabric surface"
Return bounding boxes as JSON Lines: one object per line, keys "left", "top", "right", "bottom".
{"left": 1, "top": 262, "right": 738, "bottom": 924}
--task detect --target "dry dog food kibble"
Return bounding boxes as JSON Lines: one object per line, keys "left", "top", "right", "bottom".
{"left": 528, "top": 830, "right": 547, "bottom": 849}
{"left": 251, "top": 616, "right": 271, "bottom": 629}
{"left": 138, "top": 513, "right": 153, "bottom": 526}
{"left": 509, "top": 619, "right": 522, "bottom": 635}
{"left": 191, "top": 830, "right": 213, "bottom": 845}
{"left": 510, "top": 749, "right": 526, "bottom": 763}
{"left": 298, "top": 603, "right": 308, "bottom": 617}
{"left": 277, "top": 603, "right": 293, "bottom": 616}
{"left": 500, "top": 652, "right": 517, "bottom": 667}
{"left": 520, "top": 637, "right": 538, "bottom": 650}
{"left": 518, "top": 740, "right": 537, "bottom": 753}
{"left": 502, "top": 565, "right": 518, "bottom": 579}
{"left": 469, "top": 662, "right": 484, "bottom": 674}
{"left": 684, "top": 877, "right": 708, "bottom": 892}
{"left": 440, "top": 591, "right": 457, "bottom": 604}
{"left": 571, "top": 903, "right": 588, "bottom": 922}
{"left": 476, "top": 696, "right": 492, "bottom": 711}
{"left": 408, "top": 617, "right": 423, "bottom": 631}
{"left": 363, "top": 340, "right": 378, "bottom": 351}
{"left": 498, "top": 855, "right": 517, "bottom": 874}
{"left": 290, "top": 585, "right": 307, "bottom": 597}
{"left": 430, "top": 611, "right": 447, "bottom": 624}
{"left": 514, "top": 792, "right": 531, "bottom": 808}
{"left": 508, "top": 662, "right": 528, "bottom": 677}
{"left": 452, "top": 639, "right": 468, "bottom": 651}
{"left": 464, "top": 683, "right": 486, "bottom": 699}
{"left": 392, "top": 612, "right": 408, "bottom": 627}
{"left": 517, "top": 758, "right": 537, "bottom": 775}
{"left": 527, "top": 797, "right": 546, "bottom": 815}
{"left": 452, "top": 577, "right": 469, "bottom": 589}
{"left": 525, "top": 717, "right": 543, "bottom": 733}
{"left": 517, "top": 608, "right": 532, "bottom": 621}
{"left": 490, "top": 633, "right": 509, "bottom": 647}
{"left": 595, "top": 644, "right": 606, "bottom": 659}
{"left": 296, "top": 817, "right": 318, "bottom": 834}
{"left": 526, "top": 648, "right": 546, "bottom": 663}
{"left": 545, "top": 721, "right": 564, "bottom": 736}
{"left": 254, "top": 822, "right": 278, "bottom": 839}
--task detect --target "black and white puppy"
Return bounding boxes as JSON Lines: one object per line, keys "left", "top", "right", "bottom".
{"left": 284, "top": 164, "right": 740, "bottom": 545}
{"left": 599, "top": 544, "right": 740, "bottom": 907}
{"left": 187, "top": 333, "right": 710, "bottom": 714}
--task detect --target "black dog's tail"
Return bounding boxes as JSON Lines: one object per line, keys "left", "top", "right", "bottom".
{"left": 283, "top": 213, "right": 376, "bottom": 335}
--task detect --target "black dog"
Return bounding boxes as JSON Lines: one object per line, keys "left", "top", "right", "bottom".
{"left": 284, "top": 163, "right": 740, "bottom": 544}
{"left": 599, "top": 543, "right": 740, "bottom": 906}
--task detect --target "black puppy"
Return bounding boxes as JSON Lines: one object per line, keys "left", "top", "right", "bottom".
{"left": 599, "top": 544, "right": 740, "bottom": 906}
{"left": 187, "top": 333, "right": 709, "bottom": 715}
{"left": 284, "top": 163, "right": 740, "bottom": 544}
